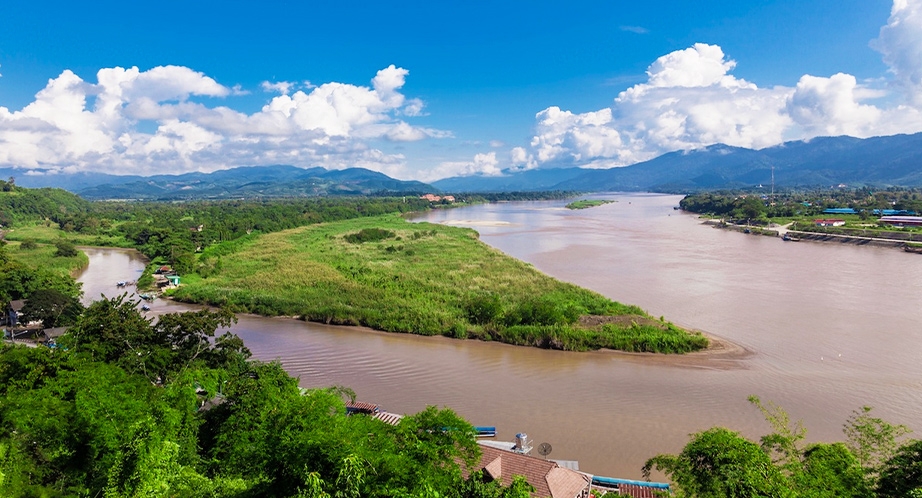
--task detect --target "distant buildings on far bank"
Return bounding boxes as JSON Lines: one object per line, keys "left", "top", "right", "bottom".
{"left": 420, "top": 193, "right": 455, "bottom": 203}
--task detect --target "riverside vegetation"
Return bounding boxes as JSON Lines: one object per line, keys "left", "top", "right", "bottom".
{"left": 2, "top": 182, "right": 705, "bottom": 353}
{"left": 171, "top": 215, "right": 707, "bottom": 353}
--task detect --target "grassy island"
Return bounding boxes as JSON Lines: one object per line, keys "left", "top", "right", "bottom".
{"left": 171, "top": 215, "right": 707, "bottom": 353}
{"left": 565, "top": 199, "right": 615, "bottom": 210}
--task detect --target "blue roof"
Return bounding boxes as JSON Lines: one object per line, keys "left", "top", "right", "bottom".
{"left": 823, "top": 208, "right": 857, "bottom": 214}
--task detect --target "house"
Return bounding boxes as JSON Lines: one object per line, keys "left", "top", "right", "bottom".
{"left": 814, "top": 219, "right": 846, "bottom": 227}
{"left": 469, "top": 443, "right": 593, "bottom": 498}
{"left": 4, "top": 299, "right": 26, "bottom": 327}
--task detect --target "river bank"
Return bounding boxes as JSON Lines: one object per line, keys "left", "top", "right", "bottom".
{"left": 700, "top": 218, "right": 913, "bottom": 250}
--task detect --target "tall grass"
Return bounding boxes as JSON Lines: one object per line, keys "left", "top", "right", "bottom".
{"left": 171, "top": 214, "right": 707, "bottom": 353}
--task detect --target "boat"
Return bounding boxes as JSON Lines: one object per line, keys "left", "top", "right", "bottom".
{"left": 473, "top": 426, "right": 497, "bottom": 438}
{"left": 904, "top": 245, "right": 922, "bottom": 254}
{"left": 782, "top": 233, "right": 800, "bottom": 242}
{"left": 141, "top": 304, "right": 151, "bottom": 312}
{"left": 116, "top": 281, "right": 126, "bottom": 287}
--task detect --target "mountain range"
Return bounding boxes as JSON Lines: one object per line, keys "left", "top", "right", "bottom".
{"left": 2, "top": 132, "right": 921, "bottom": 198}
{"left": 433, "top": 132, "right": 922, "bottom": 192}
{"left": 0, "top": 165, "right": 433, "bottom": 200}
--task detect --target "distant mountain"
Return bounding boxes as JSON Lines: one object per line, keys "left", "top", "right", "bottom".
{"left": 431, "top": 168, "right": 586, "bottom": 192}
{"left": 1, "top": 165, "right": 434, "bottom": 200}
{"left": 0, "top": 169, "right": 146, "bottom": 192}
{"left": 433, "top": 132, "right": 922, "bottom": 192}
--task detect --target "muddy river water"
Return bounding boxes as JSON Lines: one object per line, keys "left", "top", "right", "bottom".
{"left": 76, "top": 192, "right": 922, "bottom": 479}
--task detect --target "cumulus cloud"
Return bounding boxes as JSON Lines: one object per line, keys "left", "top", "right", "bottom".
{"left": 423, "top": 152, "right": 502, "bottom": 182}
{"left": 872, "top": 0, "right": 922, "bottom": 105}
{"left": 510, "top": 3, "right": 922, "bottom": 172}
{"left": 261, "top": 80, "right": 294, "bottom": 95}
{"left": 0, "top": 64, "right": 443, "bottom": 175}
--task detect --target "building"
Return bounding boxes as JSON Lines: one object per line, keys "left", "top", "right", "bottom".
{"left": 420, "top": 194, "right": 455, "bottom": 203}
{"left": 814, "top": 219, "right": 846, "bottom": 227}
{"left": 3, "top": 299, "right": 26, "bottom": 327}
{"left": 879, "top": 216, "right": 922, "bottom": 227}
{"left": 469, "top": 443, "right": 593, "bottom": 498}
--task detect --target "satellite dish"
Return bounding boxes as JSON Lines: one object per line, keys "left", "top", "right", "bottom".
{"left": 538, "top": 442, "right": 552, "bottom": 458}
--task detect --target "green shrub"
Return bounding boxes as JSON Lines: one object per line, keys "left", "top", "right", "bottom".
{"left": 53, "top": 239, "right": 78, "bottom": 257}
{"left": 465, "top": 293, "right": 504, "bottom": 325}
{"left": 344, "top": 228, "right": 396, "bottom": 243}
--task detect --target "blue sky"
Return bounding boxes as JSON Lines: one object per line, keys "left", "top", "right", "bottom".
{"left": 1, "top": 0, "right": 920, "bottom": 181}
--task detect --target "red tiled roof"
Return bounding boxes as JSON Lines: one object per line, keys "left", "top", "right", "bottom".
{"left": 617, "top": 483, "right": 663, "bottom": 498}
{"left": 345, "top": 401, "right": 379, "bottom": 413}
{"left": 473, "top": 444, "right": 591, "bottom": 498}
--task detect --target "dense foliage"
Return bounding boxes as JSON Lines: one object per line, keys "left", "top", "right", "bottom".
{"left": 170, "top": 215, "right": 707, "bottom": 353}
{"left": 0, "top": 180, "right": 91, "bottom": 228}
{"left": 0, "top": 296, "right": 538, "bottom": 498}
{"left": 644, "top": 396, "right": 922, "bottom": 497}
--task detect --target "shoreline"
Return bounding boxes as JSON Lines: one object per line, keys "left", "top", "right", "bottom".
{"left": 700, "top": 218, "right": 916, "bottom": 251}
{"left": 227, "top": 308, "right": 751, "bottom": 366}
{"left": 82, "top": 245, "right": 749, "bottom": 364}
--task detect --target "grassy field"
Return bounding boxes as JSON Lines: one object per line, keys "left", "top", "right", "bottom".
{"left": 6, "top": 240, "right": 89, "bottom": 274}
{"left": 565, "top": 199, "right": 615, "bottom": 210}
{"left": 2, "top": 222, "right": 128, "bottom": 247}
{"left": 171, "top": 215, "right": 707, "bottom": 353}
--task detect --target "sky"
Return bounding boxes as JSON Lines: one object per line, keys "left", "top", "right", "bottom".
{"left": 0, "top": 0, "right": 920, "bottom": 182}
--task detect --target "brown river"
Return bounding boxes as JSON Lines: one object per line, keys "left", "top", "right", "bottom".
{"left": 75, "top": 193, "right": 922, "bottom": 480}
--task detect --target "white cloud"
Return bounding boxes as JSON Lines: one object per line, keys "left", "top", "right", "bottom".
{"left": 423, "top": 152, "right": 502, "bottom": 182}
{"left": 872, "top": 0, "right": 922, "bottom": 105}
{"left": 619, "top": 26, "right": 649, "bottom": 35}
{"left": 786, "top": 73, "right": 882, "bottom": 136}
{"left": 512, "top": 8, "right": 922, "bottom": 172}
{"left": 261, "top": 81, "right": 294, "bottom": 95}
{"left": 0, "top": 65, "right": 445, "bottom": 175}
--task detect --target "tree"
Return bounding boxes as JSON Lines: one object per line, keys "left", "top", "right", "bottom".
{"left": 20, "top": 288, "right": 84, "bottom": 328}
{"left": 794, "top": 443, "right": 871, "bottom": 497}
{"left": 644, "top": 427, "right": 794, "bottom": 498}
{"left": 878, "top": 440, "right": 922, "bottom": 498}
{"left": 844, "top": 406, "right": 911, "bottom": 483}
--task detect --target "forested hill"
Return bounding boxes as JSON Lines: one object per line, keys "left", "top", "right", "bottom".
{"left": 432, "top": 132, "right": 922, "bottom": 192}
{"left": 0, "top": 165, "right": 436, "bottom": 200}
{"left": 0, "top": 179, "right": 90, "bottom": 227}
